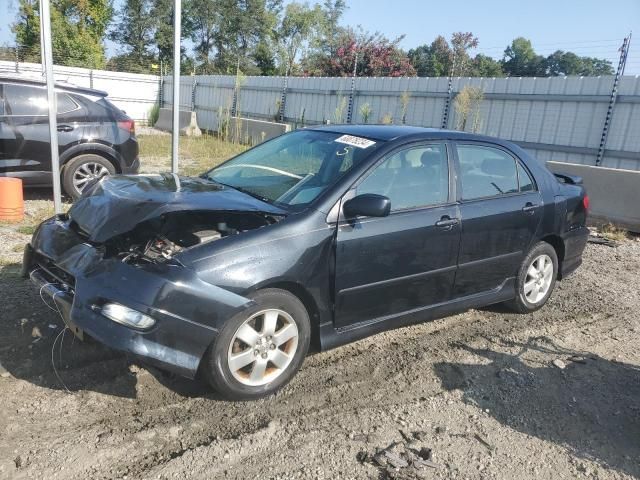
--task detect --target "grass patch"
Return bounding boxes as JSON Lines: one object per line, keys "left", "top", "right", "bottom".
{"left": 17, "top": 225, "right": 36, "bottom": 235}
{"left": 599, "top": 223, "right": 629, "bottom": 242}
{"left": 138, "top": 133, "right": 247, "bottom": 177}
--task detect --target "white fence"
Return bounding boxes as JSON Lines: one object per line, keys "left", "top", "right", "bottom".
{"left": 0, "top": 60, "right": 160, "bottom": 123}
{"left": 163, "top": 74, "right": 640, "bottom": 172}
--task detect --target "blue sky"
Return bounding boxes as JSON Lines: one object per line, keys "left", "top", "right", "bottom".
{"left": 1, "top": 0, "right": 639, "bottom": 74}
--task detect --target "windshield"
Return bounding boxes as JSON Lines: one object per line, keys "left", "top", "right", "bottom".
{"left": 205, "top": 130, "right": 384, "bottom": 209}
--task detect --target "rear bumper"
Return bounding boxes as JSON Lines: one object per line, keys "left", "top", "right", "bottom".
{"left": 121, "top": 156, "right": 140, "bottom": 174}
{"left": 23, "top": 218, "right": 253, "bottom": 378}
{"left": 559, "top": 226, "right": 589, "bottom": 279}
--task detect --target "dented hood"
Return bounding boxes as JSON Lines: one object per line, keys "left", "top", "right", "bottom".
{"left": 68, "top": 173, "right": 287, "bottom": 242}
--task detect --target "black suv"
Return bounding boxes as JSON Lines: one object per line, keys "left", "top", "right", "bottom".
{"left": 0, "top": 76, "right": 139, "bottom": 198}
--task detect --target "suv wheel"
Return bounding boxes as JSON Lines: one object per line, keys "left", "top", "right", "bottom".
{"left": 63, "top": 154, "right": 115, "bottom": 199}
{"left": 505, "top": 241, "right": 558, "bottom": 313}
{"left": 202, "top": 289, "right": 311, "bottom": 400}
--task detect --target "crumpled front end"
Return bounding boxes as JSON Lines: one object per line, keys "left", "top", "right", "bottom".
{"left": 23, "top": 216, "right": 253, "bottom": 378}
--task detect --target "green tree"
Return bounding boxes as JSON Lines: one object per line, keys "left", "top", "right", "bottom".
{"left": 545, "top": 50, "right": 614, "bottom": 76}
{"left": 408, "top": 37, "right": 451, "bottom": 77}
{"left": 408, "top": 33, "right": 479, "bottom": 77}
{"left": 152, "top": 0, "right": 185, "bottom": 66}
{"left": 469, "top": 54, "right": 504, "bottom": 77}
{"left": 277, "top": 2, "right": 324, "bottom": 75}
{"left": 450, "top": 31, "right": 478, "bottom": 76}
{"left": 12, "top": 0, "right": 113, "bottom": 68}
{"left": 184, "top": 0, "right": 281, "bottom": 75}
{"left": 502, "top": 37, "right": 546, "bottom": 76}
{"left": 109, "top": 0, "right": 156, "bottom": 72}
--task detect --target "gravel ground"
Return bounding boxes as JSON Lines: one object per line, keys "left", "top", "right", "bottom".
{"left": 0, "top": 209, "right": 638, "bottom": 479}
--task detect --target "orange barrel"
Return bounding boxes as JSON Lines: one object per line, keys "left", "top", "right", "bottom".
{"left": 0, "top": 177, "right": 24, "bottom": 222}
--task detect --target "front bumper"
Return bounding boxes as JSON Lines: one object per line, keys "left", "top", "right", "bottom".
{"left": 23, "top": 217, "right": 252, "bottom": 378}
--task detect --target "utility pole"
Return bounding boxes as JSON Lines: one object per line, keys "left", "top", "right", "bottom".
{"left": 39, "top": 4, "right": 45, "bottom": 75}
{"left": 41, "top": 0, "right": 63, "bottom": 214}
{"left": 171, "top": 0, "right": 182, "bottom": 174}
{"left": 596, "top": 33, "right": 631, "bottom": 167}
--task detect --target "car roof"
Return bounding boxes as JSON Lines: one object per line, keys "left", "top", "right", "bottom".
{"left": 307, "top": 124, "right": 508, "bottom": 144}
{"left": 0, "top": 74, "right": 108, "bottom": 97}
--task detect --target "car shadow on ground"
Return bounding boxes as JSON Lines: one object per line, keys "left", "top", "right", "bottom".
{"left": 433, "top": 336, "right": 640, "bottom": 477}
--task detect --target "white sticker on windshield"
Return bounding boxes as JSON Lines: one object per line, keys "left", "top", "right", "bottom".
{"left": 335, "top": 134, "right": 376, "bottom": 149}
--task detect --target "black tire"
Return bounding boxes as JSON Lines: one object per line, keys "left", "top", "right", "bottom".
{"left": 62, "top": 154, "right": 116, "bottom": 200}
{"left": 505, "top": 241, "right": 558, "bottom": 313}
{"left": 202, "top": 288, "right": 311, "bottom": 400}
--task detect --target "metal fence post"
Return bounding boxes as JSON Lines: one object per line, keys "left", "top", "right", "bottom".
{"left": 159, "top": 75, "right": 164, "bottom": 108}
{"left": 89, "top": 69, "right": 94, "bottom": 89}
{"left": 596, "top": 34, "right": 631, "bottom": 167}
{"left": 231, "top": 81, "right": 239, "bottom": 118}
{"left": 278, "top": 76, "right": 288, "bottom": 123}
{"left": 191, "top": 76, "right": 197, "bottom": 111}
{"left": 346, "top": 76, "right": 357, "bottom": 124}
{"left": 441, "top": 77, "right": 454, "bottom": 129}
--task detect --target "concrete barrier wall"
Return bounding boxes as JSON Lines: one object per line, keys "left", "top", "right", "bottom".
{"left": 228, "top": 117, "right": 290, "bottom": 144}
{"left": 154, "top": 108, "right": 195, "bottom": 133}
{"left": 547, "top": 161, "right": 640, "bottom": 232}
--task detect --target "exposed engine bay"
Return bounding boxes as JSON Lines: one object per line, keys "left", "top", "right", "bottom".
{"left": 102, "top": 211, "right": 281, "bottom": 265}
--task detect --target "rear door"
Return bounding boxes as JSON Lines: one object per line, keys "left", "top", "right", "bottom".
{"left": 453, "top": 142, "right": 543, "bottom": 297}
{"left": 3, "top": 83, "right": 85, "bottom": 178}
{"left": 333, "top": 142, "right": 461, "bottom": 328}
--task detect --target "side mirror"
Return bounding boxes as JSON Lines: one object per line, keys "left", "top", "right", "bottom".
{"left": 343, "top": 193, "right": 391, "bottom": 218}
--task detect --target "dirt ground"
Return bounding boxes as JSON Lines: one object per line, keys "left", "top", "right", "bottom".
{"left": 1, "top": 198, "right": 639, "bottom": 480}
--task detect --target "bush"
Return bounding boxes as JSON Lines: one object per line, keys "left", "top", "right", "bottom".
{"left": 148, "top": 103, "right": 160, "bottom": 127}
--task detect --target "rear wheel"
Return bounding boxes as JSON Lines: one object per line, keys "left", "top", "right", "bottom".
{"left": 505, "top": 241, "right": 558, "bottom": 313}
{"left": 62, "top": 154, "right": 115, "bottom": 199}
{"left": 202, "top": 289, "right": 310, "bottom": 400}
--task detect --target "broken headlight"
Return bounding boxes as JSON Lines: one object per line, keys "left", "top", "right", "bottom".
{"left": 100, "top": 303, "right": 156, "bottom": 330}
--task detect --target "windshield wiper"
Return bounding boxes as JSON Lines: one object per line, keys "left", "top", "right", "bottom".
{"left": 207, "top": 178, "right": 275, "bottom": 205}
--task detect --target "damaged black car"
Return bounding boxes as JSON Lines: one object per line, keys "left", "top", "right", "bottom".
{"left": 23, "top": 125, "right": 589, "bottom": 400}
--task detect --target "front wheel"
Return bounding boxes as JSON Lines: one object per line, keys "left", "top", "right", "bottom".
{"left": 202, "top": 289, "right": 311, "bottom": 400}
{"left": 505, "top": 241, "right": 558, "bottom": 313}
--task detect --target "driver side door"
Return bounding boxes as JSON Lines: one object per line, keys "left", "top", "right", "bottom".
{"left": 333, "top": 142, "right": 461, "bottom": 328}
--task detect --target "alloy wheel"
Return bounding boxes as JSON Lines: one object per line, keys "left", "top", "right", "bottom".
{"left": 227, "top": 309, "right": 299, "bottom": 387}
{"left": 72, "top": 162, "right": 110, "bottom": 192}
{"left": 524, "top": 254, "right": 554, "bottom": 304}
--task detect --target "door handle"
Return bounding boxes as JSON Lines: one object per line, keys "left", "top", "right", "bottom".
{"left": 57, "top": 125, "right": 74, "bottom": 132}
{"left": 522, "top": 202, "right": 538, "bottom": 214}
{"left": 435, "top": 216, "right": 459, "bottom": 228}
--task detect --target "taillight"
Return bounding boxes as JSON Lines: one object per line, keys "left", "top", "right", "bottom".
{"left": 117, "top": 119, "right": 135, "bottom": 135}
{"left": 582, "top": 195, "right": 590, "bottom": 211}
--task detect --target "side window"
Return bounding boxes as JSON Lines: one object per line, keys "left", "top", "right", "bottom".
{"left": 4, "top": 84, "right": 48, "bottom": 116}
{"left": 356, "top": 144, "right": 449, "bottom": 211}
{"left": 4, "top": 85, "right": 77, "bottom": 115}
{"left": 517, "top": 162, "right": 535, "bottom": 192}
{"left": 457, "top": 145, "right": 519, "bottom": 200}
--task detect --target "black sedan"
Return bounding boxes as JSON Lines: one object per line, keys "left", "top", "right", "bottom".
{"left": 23, "top": 126, "right": 589, "bottom": 400}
